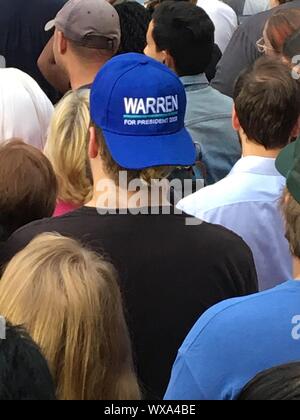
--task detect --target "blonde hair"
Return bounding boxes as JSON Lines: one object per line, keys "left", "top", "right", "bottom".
{"left": 0, "top": 234, "right": 140, "bottom": 400}
{"left": 45, "top": 90, "right": 92, "bottom": 205}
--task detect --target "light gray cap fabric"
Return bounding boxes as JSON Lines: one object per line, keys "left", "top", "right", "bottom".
{"left": 45, "top": 0, "right": 121, "bottom": 52}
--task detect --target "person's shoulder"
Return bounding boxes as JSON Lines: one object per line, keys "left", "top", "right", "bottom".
{"left": 0, "top": 208, "right": 94, "bottom": 269}
{"left": 237, "top": 1, "right": 300, "bottom": 34}
{"left": 180, "top": 206, "right": 252, "bottom": 255}
{"left": 239, "top": 7, "right": 271, "bottom": 30}
{"left": 180, "top": 284, "right": 289, "bottom": 352}
{"left": 215, "top": 0, "right": 238, "bottom": 19}
{"left": 185, "top": 83, "right": 233, "bottom": 122}
{"left": 6, "top": 208, "right": 90, "bottom": 248}
{"left": 208, "top": 86, "right": 233, "bottom": 107}
{"left": 9, "top": 216, "right": 57, "bottom": 240}
{"left": 177, "top": 176, "right": 236, "bottom": 216}
{"left": 198, "top": 219, "right": 250, "bottom": 249}
{"left": 0, "top": 217, "right": 53, "bottom": 270}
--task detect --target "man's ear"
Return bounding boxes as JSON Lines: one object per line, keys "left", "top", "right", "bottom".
{"left": 291, "top": 116, "right": 300, "bottom": 138}
{"left": 232, "top": 106, "right": 241, "bottom": 131}
{"left": 88, "top": 126, "right": 99, "bottom": 159}
{"left": 163, "top": 50, "right": 176, "bottom": 72}
{"left": 57, "top": 31, "right": 68, "bottom": 55}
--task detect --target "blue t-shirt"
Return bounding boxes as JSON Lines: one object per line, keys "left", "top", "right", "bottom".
{"left": 165, "top": 280, "right": 300, "bottom": 400}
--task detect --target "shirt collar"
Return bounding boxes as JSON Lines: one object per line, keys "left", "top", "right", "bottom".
{"left": 230, "top": 156, "right": 282, "bottom": 177}
{"left": 180, "top": 73, "right": 209, "bottom": 88}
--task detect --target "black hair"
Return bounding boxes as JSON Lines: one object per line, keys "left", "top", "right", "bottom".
{"left": 152, "top": 1, "right": 215, "bottom": 76}
{"left": 146, "top": 0, "right": 192, "bottom": 16}
{"left": 115, "top": 2, "right": 151, "bottom": 55}
{"left": 238, "top": 362, "right": 300, "bottom": 400}
{"left": 0, "top": 323, "right": 56, "bottom": 400}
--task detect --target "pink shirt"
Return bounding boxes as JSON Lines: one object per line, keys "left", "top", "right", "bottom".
{"left": 53, "top": 200, "right": 79, "bottom": 217}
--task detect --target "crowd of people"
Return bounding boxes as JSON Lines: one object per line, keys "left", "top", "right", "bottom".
{"left": 0, "top": 0, "right": 299, "bottom": 401}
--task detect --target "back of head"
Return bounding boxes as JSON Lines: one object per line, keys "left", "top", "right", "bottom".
{"left": 238, "top": 362, "right": 300, "bottom": 400}
{"left": 0, "top": 233, "right": 140, "bottom": 400}
{"left": 89, "top": 53, "right": 196, "bottom": 187}
{"left": 266, "top": 8, "right": 300, "bottom": 55}
{"left": 67, "top": 40, "right": 115, "bottom": 64}
{"left": 0, "top": 323, "right": 55, "bottom": 400}
{"left": 51, "top": 0, "right": 121, "bottom": 80}
{"left": 146, "top": 0, "right": 195, "bottom": 15}
{"left": 115, "top": 2, "right": 151, "bottom": 55}
{"left": 0, "top": 68, "right": 53, "bottom": 149}
{"left": 0, "top": 139, "right": 57, "bottom": 241}
{"left": 152, "top": 1, "right": 214, "bottom": 76}
{"left": 233, "top": 56, "right": 300, "bottom": 149}
{"left": 45, "top": 89, "right": 92, "bottom": 206}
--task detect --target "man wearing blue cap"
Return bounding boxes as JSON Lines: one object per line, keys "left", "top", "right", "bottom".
{"left": 0, "top": 53, "right": 258, "bottom": 399}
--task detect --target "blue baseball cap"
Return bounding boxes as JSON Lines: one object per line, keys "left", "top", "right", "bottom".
{"left": 90, "top": 53, "right": 196, "bottom": 170}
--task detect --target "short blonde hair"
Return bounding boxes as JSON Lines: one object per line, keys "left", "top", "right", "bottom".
{"left": 45, "top": 90, "right": 92, "bottom": 205}
{"left": 0, "top": 233, "right": 140, "bottom": 400}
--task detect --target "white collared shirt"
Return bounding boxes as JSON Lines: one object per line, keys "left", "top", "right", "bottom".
{"left": 178, "top": 156, "right": 292, "bottom": 290}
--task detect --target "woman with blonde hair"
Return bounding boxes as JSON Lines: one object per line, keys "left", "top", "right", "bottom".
{"left": 45, "top": 89, "right": 92, "bottom": 216}
{"left": 0, "top": 233, "right": 140, "bottom": 400}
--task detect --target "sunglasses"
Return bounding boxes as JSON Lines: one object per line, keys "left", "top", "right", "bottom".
{"left": 256, "top": 37, "right": 274, "bottom": 54}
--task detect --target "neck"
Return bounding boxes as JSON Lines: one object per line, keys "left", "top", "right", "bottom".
{"left": 293, "top": 257, "right": 300, "bottom": 280}
{"left": 85, "top": 173, "right": 171, "bottom": 210}
{"left": 241, "top": 134, "right": 282, "bottom": 159}
{"left": 68, "top": 61, "right": 105, "bottom": 90}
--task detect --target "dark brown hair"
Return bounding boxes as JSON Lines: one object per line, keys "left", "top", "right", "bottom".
{"left": 233, "top": 57, "right": 300, "bottom": 150}
{"left": 266, "top": 8, "right": 300, "bottom": 54}
{"left": 0, "top": 139, "right": 57, "bottom": 240}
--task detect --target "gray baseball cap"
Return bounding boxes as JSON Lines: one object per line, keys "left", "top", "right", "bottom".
{"left": 45, "top": 0, "right": 121, "bottom": 52}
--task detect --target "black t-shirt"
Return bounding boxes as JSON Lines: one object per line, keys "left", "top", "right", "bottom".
{"left": 0, "top": 0, "right": 67, "bottom": 103}
{"left": 212, "top": 0, "right": 300, "bottom": 98}
{"left": 0, "top": 206, "right": 258, "bottom": 399}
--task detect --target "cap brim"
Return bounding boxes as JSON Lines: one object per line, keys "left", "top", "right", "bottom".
{"left": 276, "top": 140, "right": 298, "bottom": 178}
{"left": 45, "top": 19, "right": 56, "bottom": 32}
{"left": 101, "top": 128, "right": 196, "bottom": 170}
